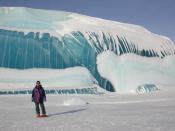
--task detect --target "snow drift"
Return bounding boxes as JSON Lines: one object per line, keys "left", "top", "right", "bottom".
{"left": 0, "top": 67, "right": 95, "bottom": 89}
{"left": 97, "top": 51, "right": 175, "bottom": 93}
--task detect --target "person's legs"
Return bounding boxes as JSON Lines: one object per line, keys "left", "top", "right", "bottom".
{"left": 35, "top": 102, "right": 40, "bottom": 115}
{"left": 40, "top": 102, "right": 46, "bottom": 115}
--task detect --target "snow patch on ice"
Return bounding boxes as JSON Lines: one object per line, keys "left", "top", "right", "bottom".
{"left": 0, "top": 66, "right": 96, "bottom": 90}
{"left": 63, "top": 97, "right": 88, "bottom": 106}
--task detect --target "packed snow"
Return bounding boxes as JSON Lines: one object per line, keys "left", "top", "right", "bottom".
{"left": 63, "top": 97, "right": 88, "bottom": 106}
{"left": 0, "top": 86, "right": 175, "bottom": 131}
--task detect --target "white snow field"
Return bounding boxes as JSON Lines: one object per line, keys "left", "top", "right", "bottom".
{"left": 0, "top": 86, "right": 175, "bottom": 131}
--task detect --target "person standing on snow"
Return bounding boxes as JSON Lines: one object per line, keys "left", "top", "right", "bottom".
{"left": 32, "top": 81, "right": 47, "bottom": 117}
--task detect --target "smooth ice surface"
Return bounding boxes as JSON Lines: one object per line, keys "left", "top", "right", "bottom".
{"left": 0, "top": 86, "right": 175, "bottom": 131}
{"left": 97, "top": 51, "right": 175, "bottom": 93}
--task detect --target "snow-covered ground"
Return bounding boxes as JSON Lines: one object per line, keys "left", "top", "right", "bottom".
{"left": 0, "top": 86, "right": 175, "bottom": 131}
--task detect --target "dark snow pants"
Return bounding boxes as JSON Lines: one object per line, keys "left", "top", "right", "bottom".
{"left": 35, "top": 102, "right": 46, "bottom": 115}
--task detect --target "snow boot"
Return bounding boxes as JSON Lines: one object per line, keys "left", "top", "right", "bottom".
{"left": 36, "top": 114, "right": 40, "bottom": 118}
{"left": 41, "top": 114, "right": 48, "bottom": 117}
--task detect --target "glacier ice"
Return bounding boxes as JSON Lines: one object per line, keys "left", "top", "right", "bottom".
{"left": 0, "top": 7, "right": 175, "bottom": 93}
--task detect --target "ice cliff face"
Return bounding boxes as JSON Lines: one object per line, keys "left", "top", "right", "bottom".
{"left": 0, "top": 7, "right": 174, "bottom": 92}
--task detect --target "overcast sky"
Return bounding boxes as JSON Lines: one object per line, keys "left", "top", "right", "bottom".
{"left": 0, "top": 0, "right": 174, "bottom": 42}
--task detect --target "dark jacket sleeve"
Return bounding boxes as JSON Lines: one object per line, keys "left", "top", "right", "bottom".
{"left": 42, "top": 88, "right": 46, "bottom": 101}
{"left": 32, "top": 88, "right": 35, "bottom": 102}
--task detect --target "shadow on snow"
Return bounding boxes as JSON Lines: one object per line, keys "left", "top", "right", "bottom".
{"left": 48, "top": 108, "right": 86, "bottom": 117}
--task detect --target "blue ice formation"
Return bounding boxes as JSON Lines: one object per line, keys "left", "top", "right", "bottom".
{"left": 136, "top": 84, "right": 159, "bottom": 94}
{"left": 0, "top": 87, "right": 98, "bottom": 95}
{"left": 0, "top": 7, "right": 175, "bottom": 92}
{"left": 0, "top": 29, "right": 174, "bottom": 92}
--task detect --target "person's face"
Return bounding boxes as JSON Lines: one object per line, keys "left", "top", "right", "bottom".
{"left": 36, "top": 82, "right": 40, "bottom": 87}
